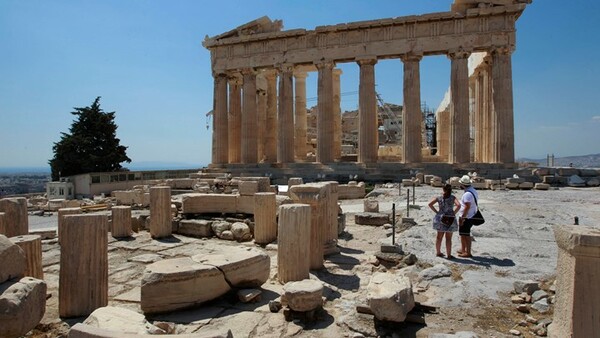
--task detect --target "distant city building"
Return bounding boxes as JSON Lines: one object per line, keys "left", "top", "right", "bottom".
{"left": 50, "top": 169, "right": 198, "bottom": 199}
{"left": 46, "top": 181, "right": 74, "bottom": 200}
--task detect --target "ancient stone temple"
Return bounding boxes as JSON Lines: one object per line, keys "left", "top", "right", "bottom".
{"left": 203, "top": 0, "right": 530, "bottom": 175}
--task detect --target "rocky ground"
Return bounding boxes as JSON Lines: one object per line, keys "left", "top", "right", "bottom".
{"left": 25, "top": 185, "right": 600, "bottom": 338}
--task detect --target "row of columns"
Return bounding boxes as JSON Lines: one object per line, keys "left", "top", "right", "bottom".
{"left": 212, "top": 48, "right": 514, "bottom": 165}
{"left": 470, "top": 48, "right": 515, "bottom": 163}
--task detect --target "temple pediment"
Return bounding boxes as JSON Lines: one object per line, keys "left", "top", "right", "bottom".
{"left": 452, "top": 0, "right": 532, "bottom": 13}
{"left": 203, "top": 16, "right": 283, "bottom": 45}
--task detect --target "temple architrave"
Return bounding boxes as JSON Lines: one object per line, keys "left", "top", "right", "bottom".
{"left": 203, "top": 0, "right": 531, "bottom": 179}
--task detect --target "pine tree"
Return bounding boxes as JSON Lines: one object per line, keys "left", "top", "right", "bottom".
{"left": 49, "top": 97, "right": 131, "bottom": 181}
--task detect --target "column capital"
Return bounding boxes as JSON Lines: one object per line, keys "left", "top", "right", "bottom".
{"left": 355, "top": 57, "right": 377, "bottom": 66}
{"left": 333, "top": 68, "right": 343, "bottom": 76}
{"left": 227, "top": 71, "right": 242, "bottom": 85}
{"left": 400, "top": 53, "right": 423, "bottom": 62}
{"left": 293, "top": 70, "right": 308, "bottom": 79}
{"left": 473, "top": 56, "right": 492, "bottom": 74}
{"left": 240, "top": 67, "right": 257, "bottom": 76}
{"left": 490, "top": 46, "right": 514, "bottom": 56}
{"left": 447, "top": 49, "right": 472, "bottom": 60}
{"left": 315, "top": 60, "right": 335, "bottom": 70}
{"left": 212, "top": 71, "right": 228, "bottom": 78}
{"left": 262, "top": 68, "right": 278, "bottom": 80}
{"left": 276, "top": 63, "right": 294, "bottom": 73}
{"left": 483, "top": 54, "right": 493, "bottom": 65}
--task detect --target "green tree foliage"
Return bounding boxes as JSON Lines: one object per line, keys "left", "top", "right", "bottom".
{"left": 49, "top": 97, "right": 131, "bottom": 181}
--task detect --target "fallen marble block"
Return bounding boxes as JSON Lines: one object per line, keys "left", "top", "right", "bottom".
{"left": 282, "top": 279, "right": 323, "bottom": 312}
{"left": 83, "top": 306, "right": 165, "bottom": 335}
{"left": 68, "top": 323, "right": 233, "bottom": 338}
{"left": 0, "top": 235, "right": 26, "bottom": 284}
{"left": 0, "top": 277, "right": 47, "bottom": 338}
{"left": 181, "top": 194, "right": 238, "bottom": 214}
{"left": 177, "top": 219, "right": 213, "bottom": 238}
{"left": 141, "top": 247, "right": 270, "bottom": 314}
{"left": 355, "top": 212, "right": 389, "bottom": 226}
{"left": 141, "top": 257, "right": 231, "bottom": 314}
{"left": 366, "top": 272, "right": 415, "bottom": 322}
{"left": 192, "top": 247, "right": 270, "bottom": 287}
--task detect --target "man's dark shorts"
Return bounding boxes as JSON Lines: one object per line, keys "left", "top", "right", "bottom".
{"left": 459, "top": 218, "right": 474, "bottom": 236}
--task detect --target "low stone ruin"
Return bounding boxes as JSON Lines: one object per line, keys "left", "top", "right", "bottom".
{"left": 2, "top": 163, "right": 599, "bottom": 337}
{"left": 0, "top": 235, "right": 47, "bottom": 338}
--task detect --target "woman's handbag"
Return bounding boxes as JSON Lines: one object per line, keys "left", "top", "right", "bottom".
{"left": 441, "top": 214, "right": 455, "bottom": 226}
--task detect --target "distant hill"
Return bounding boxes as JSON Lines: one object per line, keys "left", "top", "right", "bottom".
{"left": 0, "top": 162, "right": 206, "bottom": 175}
{"left": 518, "top": 153, "right": 600, "bottom": 168}
{"left": 0, "top": 167, "right": 50, "bottom": 174}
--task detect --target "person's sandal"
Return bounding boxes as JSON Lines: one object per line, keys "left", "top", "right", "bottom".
{"left": 458, "top": 253, "right": 473, "bottom": 258}
{"left": 447, "top": 255, "right": 455, "bottom": 259}
{"left": 436, "top": 253, "right": 445, "bottom": 257}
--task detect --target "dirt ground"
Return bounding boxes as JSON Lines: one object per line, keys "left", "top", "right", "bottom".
{"left": 24, "top": 184, "right": 600, "bottom": 337}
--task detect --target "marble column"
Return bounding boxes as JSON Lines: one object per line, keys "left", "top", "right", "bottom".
{"left": 254, "top": 192, "right": 277, "bottom": 245}
{"left": 59, "top": 214, "right": 108, "bottom": 317}
{"left": 264, "top": 71, "right": 278, "bottom": 163}
{"left": 473, "top": 58, "right": 493, "bottom": 163}
{"left": 549, "top": 225, "right": 600, "bottom": 338}
{"left": 483, "top": 57, "right": 494, "bottom": 163}
{"left": 323, "top": 181, "right": 339, "bottom": 255}
{"left": 357, "top": 58, "right": 378, "bottom": 163}
{"left": 277, "top": 204, "right": 311, "bottom": 283}
{"left": 289, "top": 184, "right": 327, "bottom": 270}
{"left": 333, "top": 69, "right": 343, "bottom": 161}
{"left": 436, "top": 109, "right": 450, "bottom": 161}
{"left": 473, "top": 69, "right": 484, "bottom": 162}
{"left": 401, "top": 54, "right": 423, "bottom": 163}
{"left": 0, "top": 197, "right": 28, "bottom": 237}
{"left": 149, "top": 186, "right": 171, "bottom": 239}
{"left": 491, "top": 47, "right": 515, "bottom": 164}
{"left": 294, "top": 71, "right": 308, "bottom": 161}
{"left": 111, "top": 205, "right": 132, "bottom": 238}
{"left": 316, "top": 61, "right": 335, "bottom": 163}
{"left": 10, "top": 234, "right": 43, "bottom": 279}
{"left": 448, "top": 51, "right": 471, "bottom": 164}
{"left": 241, "top": 68, "right": 258, "bottom": 164}
{"left": 58, "top": 207, "right": 81, "bottom": 245}
{"left": 212, "top": 73, "right": 229, "bottom": 164}
{"left": 278, "top": 64, "right": 295, "bottom": 163}
{"left": 227, "top": 73, "right": 242, "bottom": 163}
{"left": 256, "top": 76, "right": 267, "bottom": 162}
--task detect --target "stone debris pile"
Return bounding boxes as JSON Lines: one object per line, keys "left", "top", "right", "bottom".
{"left": 509, "top": 279, "right": 555, "bottom": 337}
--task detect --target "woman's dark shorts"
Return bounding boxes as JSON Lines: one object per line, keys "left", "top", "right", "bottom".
{"left": 459, "top": 218, "right": 474, "bottom": 236}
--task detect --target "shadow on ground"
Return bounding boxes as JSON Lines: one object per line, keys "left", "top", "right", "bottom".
{"left": 452, "top": 255, "right": 515, "bottom": 268}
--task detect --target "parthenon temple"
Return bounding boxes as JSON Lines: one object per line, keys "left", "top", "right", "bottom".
{"left": 203, "top": 0, "right": 531, "bottom": 178}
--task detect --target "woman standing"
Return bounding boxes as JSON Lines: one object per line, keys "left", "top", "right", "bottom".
{"left": 428, "top": 184, "right": 460, "bottom": 259}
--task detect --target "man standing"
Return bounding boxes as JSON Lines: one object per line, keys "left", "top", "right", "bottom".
{"left": 457, "top": 175, "right": 478, "bottom": 258}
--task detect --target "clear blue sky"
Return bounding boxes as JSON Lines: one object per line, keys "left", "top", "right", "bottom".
{"left": 1, "top": 0, "right": 599, "bottom": 169}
